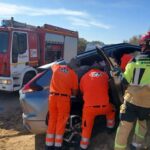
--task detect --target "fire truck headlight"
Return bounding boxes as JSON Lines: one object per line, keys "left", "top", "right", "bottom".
{"left": 0, "top": 79, "right": 12, "bottom": 85}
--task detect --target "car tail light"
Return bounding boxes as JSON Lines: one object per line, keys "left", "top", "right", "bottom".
{"left": 21, "top": 72, "right": 44, "bottom": 93}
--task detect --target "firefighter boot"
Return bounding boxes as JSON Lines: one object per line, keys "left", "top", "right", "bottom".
{"left": 130, "top": 144, "right": 149, "bottom": 150}
{"left": 45, "top": 145, "right": 54, "bottom": 150}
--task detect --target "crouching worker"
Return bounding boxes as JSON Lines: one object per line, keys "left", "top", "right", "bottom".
{"left": 79, "top": 62, "right": 116, "bottom": 150}
{"left": 45, "top": 58, "right": 78, "bottom": 150}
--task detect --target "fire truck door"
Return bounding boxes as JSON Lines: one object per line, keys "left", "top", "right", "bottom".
{"left": 11, "top": 31, "right": 29, "bottom": 74}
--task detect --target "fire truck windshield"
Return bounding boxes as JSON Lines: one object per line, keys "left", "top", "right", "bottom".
{"left": 0, "top": 31, "right": 9, "bottom": 53}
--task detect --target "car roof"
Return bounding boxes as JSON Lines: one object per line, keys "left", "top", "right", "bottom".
{"left": 101, "top": 43, "right": 140, "bottom": 56}
{"left": 102, "top": 43, "right": 140, "bottom": 50}
{"left": 38, "top": 43, "right": 140, "bottom": 70}
{"left": 38, "top": 60, "right": 64, "bottom": 70}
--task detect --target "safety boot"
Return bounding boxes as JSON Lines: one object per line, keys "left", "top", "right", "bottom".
{"left": 45, "top": 145, "right": 55, "bottom": 150}
{"left": 106, "top": 127, "right": 116, "bottom": 134}
{"left": 54, "top": 147, "right": 62, "bottom": 150}
{"left": 130, "top": 144, "right": 137, "bottom": 150}
{"left": 79, "top": 147, "right": 87, "bottom": 150}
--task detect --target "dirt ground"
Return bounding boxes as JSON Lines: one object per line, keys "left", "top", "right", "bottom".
{"left": 0, "top": 92, "right": 35, "bottom": 150}
{"left": 0, "top": 91, "right": 150, "bottom": 150}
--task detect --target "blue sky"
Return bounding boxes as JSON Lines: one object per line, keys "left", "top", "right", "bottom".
{"left": 0, "top": 0, "right": 149, "bottom": 44}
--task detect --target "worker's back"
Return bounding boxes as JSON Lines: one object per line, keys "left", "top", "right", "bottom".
{"left": 80, "top": 69, "right": 109, "bottom": 106}
{"left": 50, "top": 64, "right": 78, "bottom": 96}
{"left": 124, "top": 51, "right": 150, "bottom": 108}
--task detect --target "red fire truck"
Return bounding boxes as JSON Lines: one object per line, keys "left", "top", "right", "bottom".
{"left": 0, "top": 17, "right": 78, "bottom": 91}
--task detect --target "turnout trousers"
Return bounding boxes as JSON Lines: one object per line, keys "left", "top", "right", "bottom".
{"left": 80, "top": 103, "right": 115, "bottom": 149}
{"left": 114, "top": 102, "right": 150, "bottom": 150}
{"left": 45, "top": 95, "right": 70, "bottom": 148}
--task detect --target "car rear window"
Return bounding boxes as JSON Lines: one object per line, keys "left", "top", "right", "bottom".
{"left": 79, "top": 54, "right": 104, "bottom": 66}
{"left": 34, "top": 69, "right": 52, "bottom": 88}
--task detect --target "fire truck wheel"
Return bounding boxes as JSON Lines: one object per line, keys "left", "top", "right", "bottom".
{"left": 22, "top": 72, "right": 36, "bottom": 86}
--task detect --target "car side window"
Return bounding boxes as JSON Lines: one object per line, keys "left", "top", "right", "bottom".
{"left": 12, "top": 32, "right": 27, "bottom": 63}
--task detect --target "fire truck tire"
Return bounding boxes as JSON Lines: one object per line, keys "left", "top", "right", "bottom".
{"left": 22, "top": 72, "right": 36, "bottom": 86}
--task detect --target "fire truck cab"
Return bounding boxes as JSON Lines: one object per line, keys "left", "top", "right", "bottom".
{"left": 0, "top": 17, "right": 78, "bottom": 91}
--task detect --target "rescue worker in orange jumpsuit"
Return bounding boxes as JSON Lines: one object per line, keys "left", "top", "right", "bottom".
{"left": 120, "top": 53, "right": 133, "bottom": 72}
{"left": 79, "top": 62, "right": 116, "bottom": 150}
{"left": 45, "top": 60, "right": 78, "bottom": 150}
{"left": 114, "top": 31, "right": 150, "bottom": 150}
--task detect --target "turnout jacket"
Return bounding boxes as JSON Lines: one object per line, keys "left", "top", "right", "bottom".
{"left": 123, "top": 51, "right": 150, "bottom": 108}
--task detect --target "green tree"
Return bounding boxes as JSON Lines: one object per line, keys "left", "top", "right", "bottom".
{"left": 123, "top": 40, "right": 128, "bottom": 43}
{"left": 78, "top": 38, "right": 105, "bottom": 53}
{"left": 90, "top": 41, "right": 104, "bottom": 46}
{"left": 78, "top": 38, "right": 88, "bottom": 53}
{"left": 128, "top": 35, "right": 141, "bottom": 45}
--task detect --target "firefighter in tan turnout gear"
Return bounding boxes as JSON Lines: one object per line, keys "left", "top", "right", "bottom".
{"left": 114, "top": 31, "right": 150, "bottom": 150}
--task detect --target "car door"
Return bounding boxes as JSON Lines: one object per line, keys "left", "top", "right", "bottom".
{"left": 96, "top": 47, "right": 123, "bottom": 109}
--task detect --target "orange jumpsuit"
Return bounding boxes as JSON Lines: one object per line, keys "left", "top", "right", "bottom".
{"left": 120, "top": 54, "right": 133, "bottom": 72}
{"left": 80, "top": 69, "right": 115, "bottom": 149}
{"left": 45, "top": 64, "right": 78, "bottom": 148}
